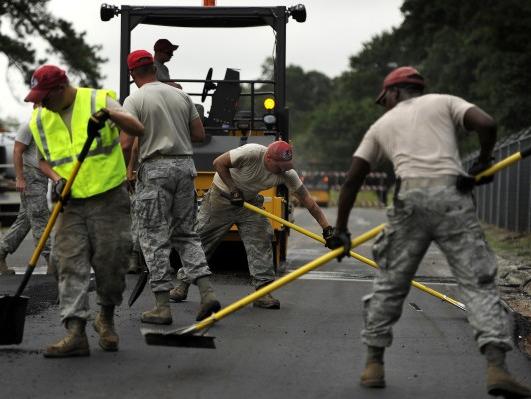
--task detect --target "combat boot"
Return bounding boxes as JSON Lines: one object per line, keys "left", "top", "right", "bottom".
{"left": 0, "top": 251, "right": 15, "bottom": 276}
{"left": 195, "top": 276, "right": 221, "bottom": 321}
{"left": 141, "top": 291, "right": 172, "bottom": 325}
{"left": 484, "top": 343, "right": 531, "bottom": 398}
{"left": 169, "top": 279, "right": 190, "bottom": 302}
{"left": 43, "top": 317, "right": 90, "bottom": 358}
{"left": 487, "top": 366, "right": 531, "bottom": 398}
{"left": 360, "top": 345, "right": 386, "bottom": 388}
{"left": 360, "top": 362, "right": 385, "bottom": 388}
{"left": 93, "top": 305, "right": 119, "bottom": 351}
{"left": 253, "top": 282, "right": 280, "bottom": 309}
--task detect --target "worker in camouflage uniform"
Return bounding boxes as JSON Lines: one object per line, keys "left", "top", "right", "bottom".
{"left": 170, "top": 141, "right": 333, "bottom": 309}
{"left": 328, "top": 66, "right": 531, "bottom": 398}
{"left": 122, "top": 50, "right": 220, "bottom": 324}
{"left": 24, "top": 64, "right": 144, "bottom": 357}
{"left": 0, "top": 119, "right": 52, "bottom": 276}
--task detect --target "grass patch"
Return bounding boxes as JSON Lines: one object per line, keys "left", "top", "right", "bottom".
{"left": 482, "top": 224, "right": 531, "bottom": 259}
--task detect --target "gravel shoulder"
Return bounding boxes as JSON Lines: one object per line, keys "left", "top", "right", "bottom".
{"left": 483, "top": 224, "right": 531, "bottom": 357}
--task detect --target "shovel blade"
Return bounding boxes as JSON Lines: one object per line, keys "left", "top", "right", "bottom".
{"left": 0, "top": 295, "right": 29, "bottom": 345}
{"left": 128, "top": 252, "right": 149, "bottom": 307}
{"left": 128, "top": 269, "right": 148, "bottom": 307}
{"left": 141, "top": 326, "right": 216, "bottom": 349}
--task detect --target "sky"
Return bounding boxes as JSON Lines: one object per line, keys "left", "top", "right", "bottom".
{"left": 0, "top": 0, "right": 404, "bottom": 124}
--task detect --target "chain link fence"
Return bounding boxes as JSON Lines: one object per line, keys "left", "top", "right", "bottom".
{"left": 463, "top": 127, "right": 531, "bottom": 233}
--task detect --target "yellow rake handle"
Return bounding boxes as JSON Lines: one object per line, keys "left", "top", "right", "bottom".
{"left": 243, "top": 202, "right": 466, "bottom": 311}
{"left": 28, "top": 161, "right": 81, "bottom": 268}
{"left": 189, "top": 147, "right": 529, "bottom": 331}
{"left": 193, "top": 224, "right": 384, "bottom": 332}
{"left": 474, "top": 150, "right": 527, "bottom": 181}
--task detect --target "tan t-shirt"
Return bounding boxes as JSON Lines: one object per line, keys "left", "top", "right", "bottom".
{"left": 212, "top": 143, "right": 303, "bottom": 199}
{"left": 354, "top": 94, "right": 475, "bottom": 178}
{"left": 123, "top": 81, "right": 198, "bottom": 161}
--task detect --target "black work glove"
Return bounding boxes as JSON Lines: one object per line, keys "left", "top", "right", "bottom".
{"left": 52, "top": 178, "right": 70, "bottom": 206}
{"left": 326, "top": 227, "right": 351, "bottom": 262}
{"left": 468, "top": 157, "right": 495, "bottom": 186}
{"left": 455, "top": 175, "right": 476, "bottom": 194}
{"left": 229, "top": 188, "right": 244, "bottom": 207}
{"left": 87, "top": 108, "right": 111, "bottom": 137}
{"left": 322, "top": 226, "right": 334, "bottom": 247}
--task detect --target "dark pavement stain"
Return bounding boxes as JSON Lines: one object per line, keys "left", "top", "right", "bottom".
{"left": 24, "top": 280, "right": 58, "bottom": 315}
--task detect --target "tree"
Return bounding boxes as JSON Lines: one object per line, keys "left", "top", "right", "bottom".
{"left": 0, "top": 0, "right": 106, "bottom": 88}
{"left": 398, "top": 0, "right": 531, "bottom": 132}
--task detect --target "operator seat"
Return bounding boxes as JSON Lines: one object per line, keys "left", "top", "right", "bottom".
{"left": 205, "top": 68, "right": 241, "bottom": 132}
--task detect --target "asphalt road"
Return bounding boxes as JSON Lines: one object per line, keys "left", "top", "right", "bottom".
{"left": 0, "top": 207, "right": 529, "bottom": 399}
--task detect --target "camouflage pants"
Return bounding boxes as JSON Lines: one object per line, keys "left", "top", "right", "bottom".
{"left": 0, "top": 167, "right": 51, "bottom": 259}
{"left": 192, "top": 186, "right": 275, "bottom": 288}
{"left": 130, "top": 192, "right": 140, "bottom": 253}
{"left": 136, "top": 157, "right": 211, "bottom": 292}
{"left": 55, "top": 185, "right": 131, "bottom": 322}
{"left": 362, "top": 182, "right": 512, "bottom": 351}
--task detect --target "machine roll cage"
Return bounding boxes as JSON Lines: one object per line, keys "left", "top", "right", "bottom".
{"left": 103, "top": 4, "right": 306, "bottom": 140}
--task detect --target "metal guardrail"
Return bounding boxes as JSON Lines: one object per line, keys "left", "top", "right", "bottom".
{"left": 463, "top": 127, "right": 531, "bottom": 233}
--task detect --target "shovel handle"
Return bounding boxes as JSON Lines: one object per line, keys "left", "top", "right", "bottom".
{"left": 14, "top": 129, "right": 99, "bottom": 298}
{"left": 474, "top": 146, "right": 531, "bottom": 181}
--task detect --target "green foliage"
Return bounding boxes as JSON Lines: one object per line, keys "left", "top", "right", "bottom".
{"left": 283, "top": 0, "right": 531, "bottom": 171}
{"left": 399, "top": 0, "right": 531, "bottom": 132}
{"left": 0, "top": 0, "right": 106, "bottom": 87}
{"left": 294, "top": 97, "right": 380, "bottom": 170}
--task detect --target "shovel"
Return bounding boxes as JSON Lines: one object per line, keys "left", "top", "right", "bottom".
{"left": 128, "top": 250, "right": 149, "bottom": 307}
{"left": 0, "top": 111, "right": 107, "bottom": 345}
{"left": 140, "top": 224, "right": 384, "bottom": 349}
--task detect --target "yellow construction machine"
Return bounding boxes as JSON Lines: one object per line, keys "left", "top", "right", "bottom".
{"left": 101, "top": 2, "right": 306, "bottom": 269}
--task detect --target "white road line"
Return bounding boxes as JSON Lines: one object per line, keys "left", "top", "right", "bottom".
{"left": 287, "top": 270, "right": 457, "bottom": 285}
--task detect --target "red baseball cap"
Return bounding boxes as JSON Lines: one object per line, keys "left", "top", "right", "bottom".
{"left": 127, "top": 50, "right": 154, "bottom": 71}
{"left": 154, "top": 39, "right": 179, "bottom": 53}
{"left": 266, "top": 140, "right": 294, "bottom": 169}
{"left": 24, "top": 65, "right": 68, "bottom": 103}
{"left": 375, "top": 66, "right": 424, "bottom": 105}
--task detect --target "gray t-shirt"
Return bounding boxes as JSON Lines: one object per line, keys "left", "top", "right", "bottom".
{"left": 15, "top": 121, "right": 39, "bottom": 169}
{"left": 123, "top": 81, "right": 199, "bottom": 161}
{"left": 212, "top": 143, "right": 303, "bottom": 199}
{"left": 154, "top": 60, "right": 170, "bottom": 82}
{"left": 354, "top": 94, "right": 474, "bottom": 178}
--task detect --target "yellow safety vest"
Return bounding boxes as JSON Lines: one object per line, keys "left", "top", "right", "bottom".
{"left": 29, "top": 88, "right": 126, "bottom": 198}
